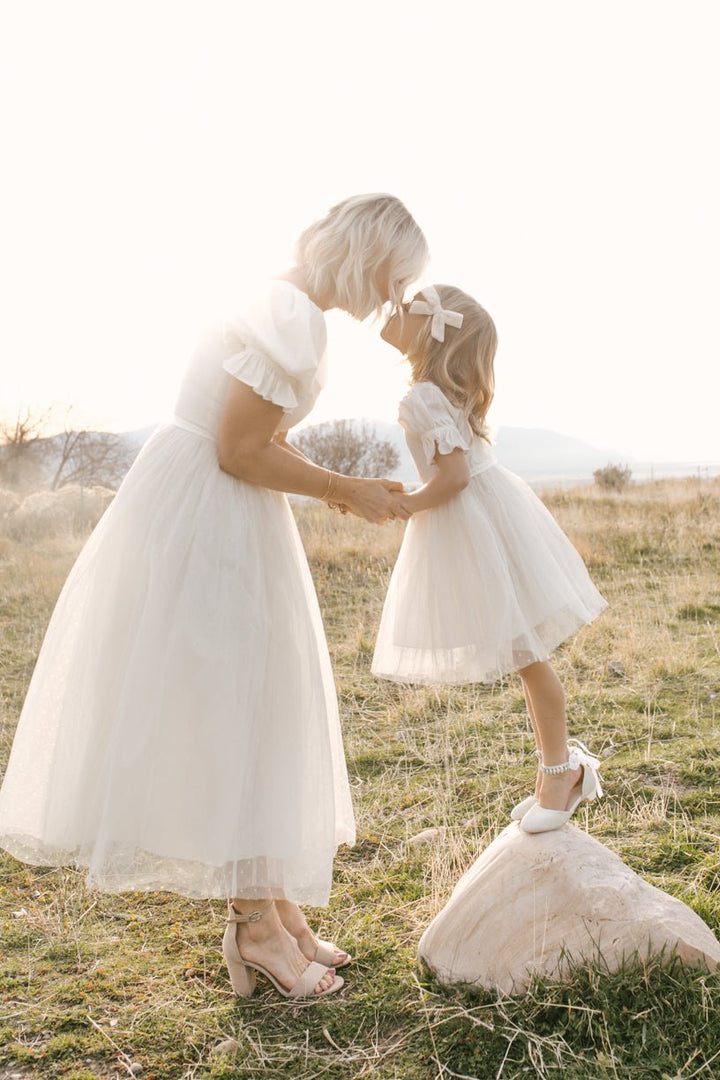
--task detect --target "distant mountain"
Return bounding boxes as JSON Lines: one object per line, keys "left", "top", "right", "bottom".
{"left": 123, "top": 426, "right": 158, "bottom": 452}
{"left": 299, "top": 419, "right": 624, "bottom": 486}
{"left": 6, "top": 420, "right": 711, "bottom": 494}
{"left": 115, "top": 420, "right": 624, "bottom": 486}
{"left": 492, "top": 426, "right": 627, "bottom": 482}
{"left": 1, "top": 425, "right": 160, "bottom": 491}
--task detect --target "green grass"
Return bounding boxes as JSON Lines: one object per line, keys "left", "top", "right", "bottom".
{"left": 1, "top": 478, "right": 720, "bottom": 1078}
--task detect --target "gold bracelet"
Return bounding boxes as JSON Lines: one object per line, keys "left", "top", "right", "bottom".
{"left": 327, "top": 471, "right": 340, "bottom": 502}
{"left": 322, "top": 471, "right": 348, "bottom": 513}
{"left": 320, "top": 468, "right": 334, "bottom": 501}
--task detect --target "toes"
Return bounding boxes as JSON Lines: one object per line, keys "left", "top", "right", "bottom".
{"left": 315, "top": 968, "right": 336, "bottom": 994}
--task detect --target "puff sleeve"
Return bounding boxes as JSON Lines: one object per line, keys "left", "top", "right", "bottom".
{"left": 398, "top": 382, "right": 471, "bottom": 466}
{"left": 222, "top": 282, "right": 327, "bottom": 414}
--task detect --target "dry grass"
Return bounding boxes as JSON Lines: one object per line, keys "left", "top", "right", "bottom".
{"left": 1, "top": 477, "right": 720, "bottom": 1078}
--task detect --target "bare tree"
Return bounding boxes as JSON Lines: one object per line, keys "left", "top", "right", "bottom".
{"left": 49, "top": 428, "right": 136, "bottom": 490}
{"left": 1, "top": 407, "right": 137, "bottom": 492}
{"left": 291, "top": 420, "right": 399, "bottom": 477}
{"left": 0, "top": 408, "right": 51, "bottom": 489}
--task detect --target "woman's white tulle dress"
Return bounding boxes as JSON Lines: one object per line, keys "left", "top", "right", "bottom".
{"left": 0, "top": 281, "right": 356, "bottom": 904}
{"left": 371, "top": 381, "right": 607, "bottom": 685}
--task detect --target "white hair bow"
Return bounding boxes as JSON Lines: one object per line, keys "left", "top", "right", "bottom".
{"left": 408, "top": 285, "right": 464, "bottom": 342}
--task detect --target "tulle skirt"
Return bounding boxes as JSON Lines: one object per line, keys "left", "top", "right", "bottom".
{"left": 0, "top": 424, "right": 355, "bottom": 903}
{"left": 372, "top": 464, "right": 607, "bottom": 685}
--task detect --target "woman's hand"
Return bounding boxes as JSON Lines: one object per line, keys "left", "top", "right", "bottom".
{"left": 333, "top": 476, "right": 410, "bottom": 525}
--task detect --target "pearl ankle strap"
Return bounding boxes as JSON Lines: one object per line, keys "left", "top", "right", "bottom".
{"left": 539, "top": 747, "right": 581, "bottom": 774}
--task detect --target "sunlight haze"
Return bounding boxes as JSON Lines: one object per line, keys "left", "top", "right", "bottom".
{"left": 1, "top": 0, "right": 718, "bottom": 464}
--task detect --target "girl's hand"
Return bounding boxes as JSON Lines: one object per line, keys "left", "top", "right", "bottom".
{"left": 334, "top": 477, "right": 409, "bottom": 525}
{"left": 388, "top": 492, "right": 415, "bottom": 519}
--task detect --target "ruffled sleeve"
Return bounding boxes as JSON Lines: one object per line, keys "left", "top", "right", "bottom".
{"left": 222, "top": 281, "right": 327, "bottom": 413}
{"left": 398, "top": 382, "right": 471, "bottom": 466}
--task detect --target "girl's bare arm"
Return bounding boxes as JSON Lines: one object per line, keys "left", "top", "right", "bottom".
{"left": 396, "top": 447, "right": 470, "bottom": 514}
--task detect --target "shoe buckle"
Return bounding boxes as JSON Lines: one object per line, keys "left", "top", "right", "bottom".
{"left": 247, "top": 909, "right": 263, "bottom": 922}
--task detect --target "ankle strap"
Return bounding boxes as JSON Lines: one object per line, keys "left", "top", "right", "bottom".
{"left": 227, "top": 902, "right": 272, "bottom": 924}
{"left": 540, "top": 747, "right": 581, "bottom": 774}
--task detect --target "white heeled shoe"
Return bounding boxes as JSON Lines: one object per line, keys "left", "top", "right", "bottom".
{"left": 510, "top": 748, "right": 542, "bottom": 820}
{"left": 510, "top": 794, "right": 538, "bottom": 821}
{"left": 520, "top": 742, "right": 603, "bottom": 834}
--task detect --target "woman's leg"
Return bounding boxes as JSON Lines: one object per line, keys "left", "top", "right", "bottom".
{"left": 229, "top": 898, "right": 336, "bottom": 994}
{"left": 519, "top": 661, "right": 581, "bottom": 810}
{"left": 274, "top": 900, "right": 349, "bottom": 966}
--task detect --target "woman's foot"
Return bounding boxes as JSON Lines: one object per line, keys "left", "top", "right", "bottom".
{"left": 274, "top": 899, "right": 350, "bottom": 968}
{"left": 231, "top": 902, "right": 337, "bottom": 995}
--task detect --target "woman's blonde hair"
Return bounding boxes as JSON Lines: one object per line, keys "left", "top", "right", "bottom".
{"left": 408, "top": 285, "right": 497, "bottom": 439}
{"left": 295, "top": 194, "right": 428, "bottom": 319}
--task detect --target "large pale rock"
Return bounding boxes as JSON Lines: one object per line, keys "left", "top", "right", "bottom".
{"left": 418, "top": 822, "right": 720, "bottom": 994}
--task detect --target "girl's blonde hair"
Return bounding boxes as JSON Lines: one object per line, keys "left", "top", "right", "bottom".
{"left": 408, "top": 285, "right": 497, "bottom": 439}
{"left": 295, "top": 194, "right": 428, "bottom": 320}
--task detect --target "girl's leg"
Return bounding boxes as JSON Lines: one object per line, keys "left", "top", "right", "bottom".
{"left": 521, "top": 680, "right": 543, "bottom": 798}
{"left": 519, "top": 660, "right": 582, "bottom": 811}
{"left": 274, "top": 900, "right": 349, "bottom": 966}
{"left": 229, "top": 898, "right": 336, "bottom": 994}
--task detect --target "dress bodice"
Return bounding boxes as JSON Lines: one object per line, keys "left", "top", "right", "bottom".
{"left": 398, "top": 381, "right": 495, "bottom": 483}
{"left": 173, "top": 281, "right": 327, "bottom": 439}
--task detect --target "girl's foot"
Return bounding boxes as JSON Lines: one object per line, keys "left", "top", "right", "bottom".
{"left": 509, "top": 749, "right": 543, "bottom": 821}
{"left": 231, "top": 902, "right": 337, "bottom": 995}
{"left": 520, "top": 744, "right": 603, "bottom": 834}
{"left": 537, "top": 766, "right": 582, "bottom": 810}
{"left": 274, "top": 899, "right": 350, "bottom": 968}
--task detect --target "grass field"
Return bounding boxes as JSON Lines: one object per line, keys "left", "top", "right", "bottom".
{"left": 1, "top": 478, "right": 720, "bottom": 1079}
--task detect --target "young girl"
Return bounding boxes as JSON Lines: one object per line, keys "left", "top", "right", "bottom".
{"left": 371, "top": 285, "right": 608, "bottom": 832}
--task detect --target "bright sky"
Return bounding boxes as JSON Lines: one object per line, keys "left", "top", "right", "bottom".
{"left": 1, "top": 0, "right": 718, "bottom": 463}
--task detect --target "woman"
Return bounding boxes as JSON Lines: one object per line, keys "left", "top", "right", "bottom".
{"left": 0, "top": 193, "right": 429, "bottom": 999}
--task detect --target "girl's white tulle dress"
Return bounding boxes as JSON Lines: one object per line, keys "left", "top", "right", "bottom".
{"left": 0, "top": 281, "right": 355, "bottom": 904}
{"left": 371, "top": 381, "right": 607, "bottom": 685}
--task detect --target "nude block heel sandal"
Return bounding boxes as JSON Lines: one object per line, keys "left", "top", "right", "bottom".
{"left": 222, "top": 904, "right": 344, "bottom": 1000}
{"left": 222, "top": 913, "right": 259, "bottom": 996}
{"left": 313, "top": 939, "right": 353, "bottom": 968}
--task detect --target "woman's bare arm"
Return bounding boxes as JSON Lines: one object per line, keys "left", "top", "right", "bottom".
{"left": 217, "top": 380, "right": 409, "bottom": 523}
{"left": 272, "top": 431, "right": 313, "bottom": 463}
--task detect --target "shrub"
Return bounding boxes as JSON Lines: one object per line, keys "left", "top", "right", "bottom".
{"left": 594, "top": 463, "right": 632, "bottom": 492}
{"left": 292, "top": 419, "right": 399, "bottom": 477}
